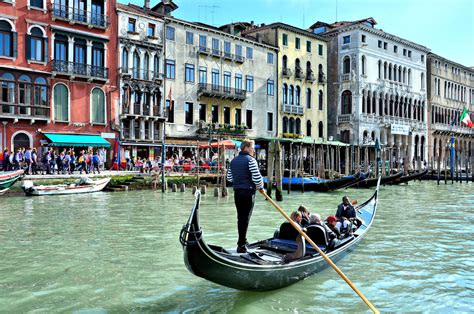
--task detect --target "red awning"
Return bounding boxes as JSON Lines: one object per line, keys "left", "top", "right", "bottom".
{"left": 199, "top": 139, "right": 236, "bottom": 149}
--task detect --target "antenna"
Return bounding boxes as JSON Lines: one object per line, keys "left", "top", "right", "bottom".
{"left": 198, "top": 4, "right": 220, "bottom": 26}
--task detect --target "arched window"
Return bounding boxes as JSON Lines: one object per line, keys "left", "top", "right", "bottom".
{"left": 295, "top": 118, "right": 301, "bottom": 135}
{"left": 306, "top": 61, "right": 312, "bottom": 79}
{"left": 408, "top": 69, "right": 412, "bottom": 86}
{"left": 306, "top": 88, "right": 311, "bottom": 108}
{"left": 306, "top": 120, "right": 312, "bottom": 137}
{"left": 1, "top": 73, "right": 15, "bottom": 113}
{"left": 289, "top": 85, "right": 294, "bottom": 105}
{"left": 27, "top": 27, "right": 46, "bottom": 62}
{"left": 384, "top": 62, "right": 387, "bottom": 79}
{"left": 378, "top": 60, "right": 382, "bottom": 79}
{"left": 18, "top": 75, "right": 32, "bottom": 114}
{"left": 133, "top": 51, "right": 140, "bottom": 79}
{"left": 282, "top": 55, "right": 288, "bottom": 69}
{"left": 34, "top": 77, "right": 48, "bottom": 116}
{"left": 318, "top": 121, "right": 324, "bottom": 138}
{"left": 318, "top": 90, "right": 323, "bottom": 110}
{"left": 421, "top": 73, "right": 425, "bottom": 90}
{"left": 283, "top": 83, "right": 288, "bottom": 104}
{"left": 91, "top": 88, "right": 105, "bottom": 124}
{"left": 295, "top": 86, "right": 301, "bottom": 106}
{"left": 154, "top": 55, "right": 160, "bottom": 76}
{"left": 341, "top": 90, "right": 352, "bottom": 114}
{"left": 54, "top": 84, "right": 69, "bottom": 122}
{"left": 282, "top": 116, "right": 288, "bottom": 133}
{"left": 361, "top": 55, "right": 366, "bottom": 75}
{"left": 13, "top": 132, "right": 31, "bottom": 151}
{"left": 389, "top": 63, "right": 392, "bottom": 80}
{"left": 289, "top": 117, "right": 295, "bottom": 134}
{"left": 0, "top": 20, "right": 14, "bottom": 58}
{"left": 121, "top": 49, "right": 128, "bottom": 71}
{"left": 143, "top": 53, "right": 150, "bottom": 80}
{"left": 343, "top": 56, "right": 350, "bottom": 74}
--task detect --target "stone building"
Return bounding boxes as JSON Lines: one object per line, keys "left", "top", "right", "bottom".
{"left": 244, "top": 23, "right": 329, "bottom": 141}
{"left": 311, "top": 18, "right": 430, "bottom": 164}
{"left": 427, "top": 53, "right": 474, "bottom": 164}
{"left": 116, "top": 2, "right": 166, "bottom": 160}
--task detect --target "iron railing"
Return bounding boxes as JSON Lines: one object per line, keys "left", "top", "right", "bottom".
{"left": 52, "top": 60, "right": 109, "bottom": 79}
{"left": 1, "top": 103, "right": 49, "bottom": 118}
{"left": 282, "top": 104, "right": 304, "bottom": 115}
{"left": 198, "top": 83, "right": 246, "bottom": 100}
{"left": 52, "top": 4, "right": 108, "bottom": 28}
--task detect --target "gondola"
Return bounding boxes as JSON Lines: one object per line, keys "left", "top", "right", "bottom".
{"left": 263, "top": 172, "right": 363, "bottom": 192}
{"left": 387, "top": 169, "right": 428, "bottom": 185}
{"left": 0, "top": 169, "right": 24, "bottom": 189}
{"left": 350, "top": 171, "right": 403, "bottom": 188}
{"left": 180, "top": 179, "right": 380, "bottom": 291}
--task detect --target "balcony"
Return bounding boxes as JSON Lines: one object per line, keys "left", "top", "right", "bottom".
{"left": 306, "top": 71, "right": 316, "bottom": 82}
{"left": 121, "top": 103, "right": 164, "bottom": 119}
{"left": 1, "top": 104, "right": 50, "bottom": 121}
{"left": 340, "top": 73, "right": 352, "bottom": 82}
{"left": 282, "top": 104, "right": 304, "bottom": 115}
{"left": 52, "top": 60, "right": 108, "bottom": 80}
{"left": 282, "top": 67, "right": 292, "bottom": 78}
{"left": 360, "top": 114, "right": 380, "bottom": 124}
{"left": 295, "top": 68, "right": 304, "bottom": 80}
{"left": 337, "top": 114, "right": 354, "bottom": 124}
{"left": 223, "top": 51, "right": 233, "bottom": 60}
{"left": 198, "top": 83, "right": 247, "bottom": 101}
{"left": 197, "top": 122, "right": 248, "bottom": 138}
{"left": 432, "top": 123, "right": 474, "bottom": 135}
{"left": 198, "top": 46, "right": 210, "bottom": 55}
{"left": 52, "top": 4, "right": 108, "bottom": 29}
{"left": 234, "top": 54, "right": 245, "bottom": 63}
{"left": 121, "top": 68, "right": 162, "bottom": 82}
{"left": 318, "top": 72, "right": 326, "bottom": 84}
{"left": 211, "top": 48, "right": 221, "bottom": 58}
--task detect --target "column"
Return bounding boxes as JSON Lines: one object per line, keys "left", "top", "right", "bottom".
{"left": 140, "top": 119, "right": 145, "bottom": 140}
{"left": 150, "top": 120, "right": 155, "bottom": 141}
{"left": 103, "top": 44, "right": 108, "bottom": 75}
{"left": 408, "top": 134, "right": 414, "bottom": 167}
{"left": 68, "top": 36, "right": 74, "bottom": 64}
{"left": 86, "top": 40, "right": 93, "bottom": 76}
{"left": 139, "top": 50, "right": 145, "bottom": 80}
{"left": 86, "top": 0, "right": 91, "bottom": 24}
{"left": 129, "top": 119, "right": 134, "bottom": 140}
{"left": 129, "top": 47, "right": 135, "bottom": 75}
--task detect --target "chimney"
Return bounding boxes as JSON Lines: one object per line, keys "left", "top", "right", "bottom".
{"left": 250, "top": 21, "right": 254, "bottom": 26}
{"left": 256, "top": 33, "right": 262, "bottom": 43}
{"left": 230, "top": 24, "right": 235, "bottom": 35}
{"left": 144, "top": 0, "right": 150, "bottom": 9}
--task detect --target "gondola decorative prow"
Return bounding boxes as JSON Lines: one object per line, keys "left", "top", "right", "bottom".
{"left": 180, "top": 190, "right": 203, "bottom": 247}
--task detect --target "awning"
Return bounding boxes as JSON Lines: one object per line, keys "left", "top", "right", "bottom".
{"left": 43, "top": 133, "right": 111, "bottom": 148}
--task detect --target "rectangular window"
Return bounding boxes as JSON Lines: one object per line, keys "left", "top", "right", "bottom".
{"left": 29, "top": 36, "right": 43, "bottom": 61}
{"left": 267, "top": 112, "right": 273, "bottom": 131}
{"left": 343, "top": 35, "right": 350, "bottom": 44}
{"left": 165, "top": 59, "right": 175, "bottom": 79}
{"left": 421, "top": 55, "right": 425, "bottom": 62}
{"left": 403, "top": 48, "right": 407, "bottom": 56}
{"left": 55, "top": 40, "right": 67, "bottom": 61}
{"left": 223, "top": 107, "right": 230, "bottom": 124}
{"left": 378, "top": 40, "right": 382, "bottom": 48}
{"left": 199, "top": 66, "right": 207, "bottom": 84}
{"left": 0, "top": 31, "right": 12, "bottom": 57}
{"left": 282, "top": 33, "right": 288, "bottom": 46}
{"left": 246, "top": 109, "right": 253, "bottom": 129}
{"left": 186, "top": 31, "right": 194, "bottom": 45}
{"left": 235, "top": 74, "right": 242, "bottom": 92}
{"left": 212, "top": 38, "right": 220, "bottom": 55}
{"left": 267, "top": 79, "right": 274, "bottom": 96}
{"left": 383, "top": 42, "right": 387, "bottom": 50}
{"left": 235, "top": 44, "right": 242, "bottom": 56}
{"left": 128, "top": 18, "right": 136, "bottom": 32}
{"left": 224, "top": 41, "right": 231, "bottom": 58}
{"left": 224, "top": 72, "right": 231, "bottom": 92}
{"left": 246, "top": 47, "right": 253, "bottom": 59}
{"left": 185, "top": 63, "right": 195, "bottom": 82}
{"left": 199, "top": 35, "right": 207, "bottom": 51}
{"left": 361, "top": 34, "right": 366, "bottom": 43}
{"left": 306, "top": 41, "right": 311, "bottom": 53}
{"left": 295, "top": 37, "right": 300, "bottom": 49}
{"left": 30, "top": 0, "right": 43, "bottom": 8}
{"left": 166, "top": 26, "right": 175, "bottom": 40}
{"left": 267, "top": 52, "right": 273, "bottom": 64}
{"left": 318, "top": 44, "right": 323, "bottom": 56}
{"left": 211, "top": 105, "right": 218, "bottom": 123}
{"left": 211, "top": 69, "right": 219, "bottom": 88}
{"left": 166, "top": 99, "right": 174, "bottom": 123}
{"left": 408, "top": 50, "right": 412, "bottom": 58}
{"left": 185, "top": 102, "right": 193, "bottom": 125}
{"left": 147, "top": 24, "right": 155, "bottom": 37}
{"left": 199, "top": 104, "right": 206, "bottom": 121}
{"left": 246, "top": 75, "right": 254, "bottom": 92}
{"left": 235, "top": 108, "right": 241, "bottom": 126}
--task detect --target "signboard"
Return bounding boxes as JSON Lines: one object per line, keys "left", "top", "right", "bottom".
{"left": 391, "top": 124, "right": 410, "bottom": 135}
{"left": 101, "top": 132, "right": 116, "bottom": 139}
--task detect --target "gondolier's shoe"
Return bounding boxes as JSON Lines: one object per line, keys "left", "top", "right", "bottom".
{"left": 237, "top": 243, "right": 249, "bottom": 253}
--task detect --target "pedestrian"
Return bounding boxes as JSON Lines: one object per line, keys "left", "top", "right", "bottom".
{"left": 92, "top": 151, "right": 100, "bottom": 174}
{"left": 226, "top": 139, "right": 264, "bottom": 253}
{"left": 31, "top": 148, "right": 38, "bottom": 175}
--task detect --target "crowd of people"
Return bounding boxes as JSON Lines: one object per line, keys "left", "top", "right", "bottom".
{"left": 1, "top": 147, "right": 107, "bottom": 175}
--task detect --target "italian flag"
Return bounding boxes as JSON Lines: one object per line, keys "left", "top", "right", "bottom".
{"left": 460, "top": 107, "right": 473, "bottom": 128}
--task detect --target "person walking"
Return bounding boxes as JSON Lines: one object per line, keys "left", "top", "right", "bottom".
{"left": 226, "top": 139, "right": 263, "bottom": 253}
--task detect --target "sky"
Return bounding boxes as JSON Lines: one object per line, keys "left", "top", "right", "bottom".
{"left": 125, "top": 0, "right": 474, "bottom": 66}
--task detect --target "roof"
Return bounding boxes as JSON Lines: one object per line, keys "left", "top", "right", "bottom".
{"left": 243, "top": 22, "right": 329, "bottom": 42}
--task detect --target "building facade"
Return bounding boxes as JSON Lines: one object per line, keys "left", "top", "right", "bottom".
{"left": 0, "top": 0, "right": 52, "bottom": 152}
{"left": 312, "top": 18, "right": 430, "bottom": 164}
{"left": 427, "top": 53, "right": 474, "bottom": 163}
{"left": 162, "top": 14, "right": 278, "bottom": 154}
{"left": 245, "top": 23, "right": 329, "bottom": 141}
{"left": 117, "top": 2, "right": 165, "bottom": 160}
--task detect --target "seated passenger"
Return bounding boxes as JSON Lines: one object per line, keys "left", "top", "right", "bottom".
{"left": 297, "top": 205, "right": 311, "bottom": 227}
{"left": 308, "top": 213, "right": 337, "bottom": 243}
{"left": 282, "top": 211, "right": 306, "bottom": 263}
{"left": 335, "top": 196, "right": 356, "bottom": 220}
{"left": 325, "top": 215, "right": 341, "bottom": 239}
{"left": 277, "top": 211, "right": 302, "bottom": 240}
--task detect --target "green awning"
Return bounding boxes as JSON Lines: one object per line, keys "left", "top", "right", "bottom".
{"left": 43, "top": 133, "right": 111, "bottom": 148}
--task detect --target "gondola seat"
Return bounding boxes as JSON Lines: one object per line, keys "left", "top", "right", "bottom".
{"left": 277, "top": 222, "right": 299, "bottom": 240}
{"left": 306, "top": 225, "right": 329, "bottom": 247}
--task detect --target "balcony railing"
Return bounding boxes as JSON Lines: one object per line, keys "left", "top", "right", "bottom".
{"left": 306, "top": 71, "right": 316, "bottom": 82}
{"left": 341, "top": 73, "right": 352, "bottom": 82}
{"left": 198, "top": 83, "right": 246, "bottom": 100}
{"left": 211, "top": 48, "right": 221, "bottom": 57}
{"left": 1, "top": 104, "right": 50, "bottom": 120}
{"left": 52, "top": 4, "right": 108, "bottom": 28}
{"left": 122, "top": 103, "right": 163, "bottom": 118}
{"left": 223, "top": 51, "right": 233, "bottom": 60}
{"left": 198, "top": 46, "right": 210, "bottom": 55}
{"left": 234, "top": 54, "right": 245, "bottom": 63}
{"left": 121, "top": 68, "right": 162, "bottom": 81}
{"left": 295, "top": 68, "right": 304, "bottom": 79}
{"left": 431, "top": 123, "right": 474, "bottom": 135}
{"left": 282, "top": 67, "right": 292, "bottom": 78}
{"left": 52, "top": 60, "right": 108, "bottom": 79}
{"left": 337, "top": 114, "right": 354, "bottom": 123}
{"left": 282, "top": 104, "right": 304, "bottom": 115}
{"left": 318, "top": 72, "right": 326, "bottom": 84}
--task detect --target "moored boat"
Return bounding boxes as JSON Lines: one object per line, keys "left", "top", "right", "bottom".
{"left": 263, "top": 172, "right": 363, "bottom": 192}
{"left": 0, "top": 188, "right": 9, "bottom": 196}
{"left": 350, "top": 171, "right": 403, "bottom": 188}
{"left": 180, "top": 179, "right": 380, "bottom": 291}
{"left": 0, "top": 170, "right": 24, "bottom": 189}
{"left": 387, "top": 169, "right": 428, "bottom": 185}
{"left": 21, "top": 177, "right": 111, "bottom": 196}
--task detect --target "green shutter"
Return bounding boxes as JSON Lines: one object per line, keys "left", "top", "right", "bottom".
{"left": 25, "top": 35, "right": 31, "bottom": 60}
{"left": 43, "top": 38, "right": 48, "bottom": 62}
{"left": 12, "top": 32, "right": 18, "bottom": 58}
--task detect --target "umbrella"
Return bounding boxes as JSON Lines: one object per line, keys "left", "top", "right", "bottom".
{"left": 199, "top": 139, "right": 236, "bottom": 149}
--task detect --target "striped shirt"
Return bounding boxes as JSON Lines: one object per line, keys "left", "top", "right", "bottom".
{"left": 227, "top": 152, "right": 263, "bottom": 190}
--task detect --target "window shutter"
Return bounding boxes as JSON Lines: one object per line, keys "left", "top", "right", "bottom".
{"left": 12, "top": 32, "right": 18, "bottom": 58}
{"left": 25, "top": 35, "right": 31, "bottom": 60}
{"left": 43, "top": 38, "right": 48, "bottom": 62}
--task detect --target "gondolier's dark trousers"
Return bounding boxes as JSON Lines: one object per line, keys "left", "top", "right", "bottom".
{"left": 234, "top": 189, "right": 256, "bottom": 246}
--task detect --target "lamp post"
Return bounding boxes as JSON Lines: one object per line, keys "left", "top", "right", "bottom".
{"left": 450, "top": 134, "right": 455, "bottom": 182}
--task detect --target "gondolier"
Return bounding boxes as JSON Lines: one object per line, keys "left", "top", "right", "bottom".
{"left": 226, "top": 139, "right": 263, "bottom": 253}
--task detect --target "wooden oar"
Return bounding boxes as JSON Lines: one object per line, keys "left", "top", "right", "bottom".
{"left": 258, "top": 189, "right": 379, "bottom": 314}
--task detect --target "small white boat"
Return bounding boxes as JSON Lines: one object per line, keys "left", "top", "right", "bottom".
{"left": 21, "top": 177, "right": 111, "bottom": 196}
{"left": 0, "top": 188, "right": 9, "bottom": 196}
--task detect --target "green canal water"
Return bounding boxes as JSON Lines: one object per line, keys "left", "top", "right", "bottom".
{"left": 0, "top": 181, "right": 473, "bottom": 312}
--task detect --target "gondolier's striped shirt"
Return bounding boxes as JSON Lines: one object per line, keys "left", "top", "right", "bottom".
{"left": 227, "top": 152, "right": 263, "bottom": 190}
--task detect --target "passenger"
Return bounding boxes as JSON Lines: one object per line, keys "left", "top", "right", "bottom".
{"left": 297, "top": 205, "right": 311, "bottom": 227}
{"left": 335, "top": 196, "right": 356, "bottom": 235}
{"left": 308, "top": 213, "right": 337, "bottom": 242}
{"left": 325, "top": 215, "right": 341, "bottom": 239}
{"left": 289, "top": 211, "right": 303, "bottom": 226}
{"left": 283, "top": 210, "right": 305, "bottom": 263}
